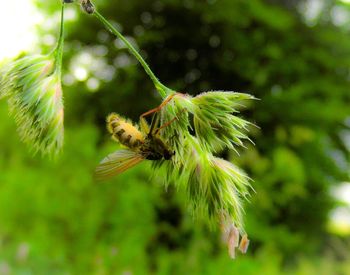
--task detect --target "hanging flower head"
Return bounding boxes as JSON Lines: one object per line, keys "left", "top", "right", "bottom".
{"left": 0, "top": 4, "right": 66, "bottom": 156}
{"left": 155, "top": 91, "right": 256, "bottom": 258}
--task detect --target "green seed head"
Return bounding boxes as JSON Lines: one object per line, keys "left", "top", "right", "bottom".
{"left": 0, "top": 4, "right": 66, "bottom": 157}
{"left": 191, "top": 91, "right": 256, "bottom": 152}
{"left": 156, "top": 91, "right": 255, "bottom": 233}
{"left": 0, "top": 54, "right": 64, "bottom": 156}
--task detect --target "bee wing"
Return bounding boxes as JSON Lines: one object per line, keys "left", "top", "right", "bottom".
{"left": 95, "top": 149, "right": 144, "bottom": 181}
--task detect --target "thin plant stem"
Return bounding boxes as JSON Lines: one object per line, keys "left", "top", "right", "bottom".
{"left": 93, "top": 10, "right": 173, "bottom": 98}
{"left": 51, "top": 3, "right": 65, "bottom": 73}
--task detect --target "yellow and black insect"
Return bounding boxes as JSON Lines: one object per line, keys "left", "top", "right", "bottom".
{"left": 95, "top": 96, "right": 176, "bottom": 181}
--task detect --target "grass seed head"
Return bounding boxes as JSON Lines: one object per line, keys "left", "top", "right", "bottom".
{"left": 156, "top": 91, "right": 254, "bottom": 239}
{"left": 0, "top": 54, "right": 64, "bottom": 156}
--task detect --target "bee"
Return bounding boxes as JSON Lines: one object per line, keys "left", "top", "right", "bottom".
{"left": 95, "top": 96, "right": 176, "bottom": 181}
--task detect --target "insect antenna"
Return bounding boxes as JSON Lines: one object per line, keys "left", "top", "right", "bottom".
{"left": 149, "top": 112, "right": 160, "bottom": 135}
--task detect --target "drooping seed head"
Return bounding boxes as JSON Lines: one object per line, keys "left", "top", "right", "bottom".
{"left": 0, "top": 54, "right": 64, "bottom": 156}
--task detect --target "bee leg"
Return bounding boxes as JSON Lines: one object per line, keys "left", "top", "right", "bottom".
{"left": 154, "top": 117, "right": 178, "bottom": 135}
{"left": 149, "top": 112, "right": 160, "bottom": 134}
{"left": 140, "top": 93, "right": 177, "bottom": 119}
{"left": 153, "top": 107, "right": 188, "bottom": 135}
{"left": 139, "top": 111, "right": 160, "bottom": 135}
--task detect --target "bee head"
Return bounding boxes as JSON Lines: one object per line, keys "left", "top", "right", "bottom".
{"left": 163, "top": 149, "right": 175, "bottom": 160}
{"left": 146, "top": 135, "right": 175, "bottom": 160}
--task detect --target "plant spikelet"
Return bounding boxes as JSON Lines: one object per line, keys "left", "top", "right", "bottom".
{"left": 0, "top": 54, "right": 64, "bottom": 156}
{"left": 0, "top": 4, "right": 66, "bottom": 156}
{"left": 152, "top": 91, "right": 255, "bottom": 257}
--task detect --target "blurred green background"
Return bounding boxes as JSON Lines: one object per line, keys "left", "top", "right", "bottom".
{"left": 1, "top": 0, "right": 350, "bottom": 274}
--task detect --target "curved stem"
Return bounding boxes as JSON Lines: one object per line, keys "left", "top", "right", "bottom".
{"left": 93, "top": 10, "right": 172, "bottom": 98}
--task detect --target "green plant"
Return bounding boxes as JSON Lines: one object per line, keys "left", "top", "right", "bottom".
{"left": 0, "top": 5, "right": 65, "bottom": 156}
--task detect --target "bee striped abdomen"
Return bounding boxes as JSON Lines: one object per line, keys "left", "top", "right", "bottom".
{"left": 107, "top": 113, "right": 144, "bottom": 148}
